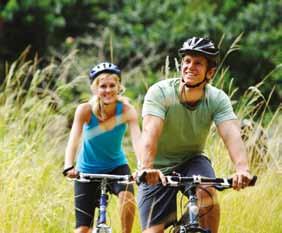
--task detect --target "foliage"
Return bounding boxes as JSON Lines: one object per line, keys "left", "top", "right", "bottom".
{"left": 0, "top": 0, "right": 97, "bottom": 76}
{"left": 0, "top": 0, "right": 281, "bottom": 109}
{"left": 0, "top": 41, "right": 281, "bottom": 232}
{"left": 214, "top": 0, "right": 282, "bottom": 105}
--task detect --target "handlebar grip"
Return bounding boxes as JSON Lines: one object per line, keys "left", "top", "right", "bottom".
{"left": 249, "top": 175, "right": 257, "bottom": 186}
{"left": 62, "top": 166, "right": 75, "bottom": 176}
{"left": 136, "top": 171, "right": 147, "bottom": 185}
{"left": 227, "top": 175, "right": 257, "bottom": 186}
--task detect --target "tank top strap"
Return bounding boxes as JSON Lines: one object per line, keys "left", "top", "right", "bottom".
{"left": 87, "top": 103, "right": 99, "bottom": 127}
{"left": 116, "top": 102, "right": 124, "bottom": 126}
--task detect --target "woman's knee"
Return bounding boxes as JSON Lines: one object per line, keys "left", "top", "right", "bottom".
{"left": 75, "top": 226, "right": 91, "bottom": 233}
{"left": 119, "top": 191, "right": 135, "bottom": 204}
{"left": 142, "top": 224, "right": 165, "bottom": 233}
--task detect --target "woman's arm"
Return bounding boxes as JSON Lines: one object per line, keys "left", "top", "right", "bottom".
{"left": 64, "top": 103, "right": 90, "bottom": 177}
{"left": 123, "top": 103, "right": 142, "bottom": 163}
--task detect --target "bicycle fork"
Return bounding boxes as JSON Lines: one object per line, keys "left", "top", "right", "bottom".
{"left": 179, "top": 185, "right": 211, "bottom": 233}
{"left": 93, "top": 179, "right": 112, "bottom": 233}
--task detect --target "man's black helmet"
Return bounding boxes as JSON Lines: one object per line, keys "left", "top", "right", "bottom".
{"left": 178, "top": 37, "right": 219, "bottom": 66}
{"left": 89, "top": 62, "right": 121, "bottom": 82}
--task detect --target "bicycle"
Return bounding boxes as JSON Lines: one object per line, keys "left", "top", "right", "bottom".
{"left": 137, "top": 173, "right": 257, "bottom": 233}
{"left": 74, "top": 173, "right": 134, "bottom": 233}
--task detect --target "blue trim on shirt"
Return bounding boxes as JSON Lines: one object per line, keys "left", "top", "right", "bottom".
{"left": 76, "top": 102, "right": 128, "bottom": 173}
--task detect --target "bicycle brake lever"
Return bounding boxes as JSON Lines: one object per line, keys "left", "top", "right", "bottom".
{"left": 249, "top": 175, "right": 257, "bottom": 186}
{"left": 74, "top": 172, "right": 91, "bottom": 183}
{"left": 166, "top": 176, "right": 180, "bottom": 187}
{"left": 118, "top": 175, "right": 135, "bottom": 184}
{"left": 214, "top": 178, "right": 232, "bottom": 191}
{"left": 136, "top": 171, "right": 147, "bottom": 185}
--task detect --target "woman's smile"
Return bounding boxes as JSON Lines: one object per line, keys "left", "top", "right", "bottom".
{"left": 97, "top": 76, "right": 119, "bottom": 104}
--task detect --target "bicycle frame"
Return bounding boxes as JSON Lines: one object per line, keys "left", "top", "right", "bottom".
{"left": 178, "top": 184, "right": 211, "bottom": 233}
{"left": 165, "top": 175, "right": 256, "bottom": 233}
{"left": 94, "top": 178, "right": 112, "bottom": 233}
{"left": 75, "top": 173, "right": 134, "bottom": 233}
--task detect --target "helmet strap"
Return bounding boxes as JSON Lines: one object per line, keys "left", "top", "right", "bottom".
{"left": 181, "top": 76, "right": 207, "bottom": 88}
{"left": 181, "top": 67, "right": 214, "bottom": 88}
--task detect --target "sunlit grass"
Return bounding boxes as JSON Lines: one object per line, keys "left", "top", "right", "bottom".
{"left": 219, "top": 170, "right": 282, "bottom": 233}
{"left": 0, "top": 47, "right": 281, "bottom": 233}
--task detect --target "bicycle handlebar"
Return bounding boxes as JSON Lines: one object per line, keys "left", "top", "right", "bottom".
{"left": 72, "top": 172, "right": 257, "bottom": 190}
{"left": 166, "top": 175, "right": 257, "bottom": 190}
{"left": 136, "top": 172, "right": 257, "bottom": 190}
{"left": 75, "top": 172, "right": 135, "bottom": 184}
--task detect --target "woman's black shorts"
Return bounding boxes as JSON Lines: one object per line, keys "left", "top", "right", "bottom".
{"left": 74, "top": 164, "right": 134, "bottom": 228}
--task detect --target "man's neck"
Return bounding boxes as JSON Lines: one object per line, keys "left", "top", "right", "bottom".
{"left": 179, "top": 83, "right": 205, "bottom": 105}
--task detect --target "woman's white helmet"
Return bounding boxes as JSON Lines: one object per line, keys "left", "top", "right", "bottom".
{"left": 89, "top": 62, "right": 121, "bottom": 82}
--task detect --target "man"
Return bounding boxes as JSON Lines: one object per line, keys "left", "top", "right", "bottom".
{"left": 138, "top": 37, "right": 252, "bottom": 233}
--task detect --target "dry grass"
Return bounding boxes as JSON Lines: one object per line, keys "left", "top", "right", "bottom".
{"left": 0, "top": 48, "right": 281, "bottom": 233}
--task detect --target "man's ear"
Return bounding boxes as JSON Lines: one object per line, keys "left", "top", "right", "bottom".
{"left": 206, "top": 67, "right": 216, "bottom": 81}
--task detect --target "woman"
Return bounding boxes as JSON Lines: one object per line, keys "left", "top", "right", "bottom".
{"left": 63, "top": 62, "right": 141, "bottom": 233}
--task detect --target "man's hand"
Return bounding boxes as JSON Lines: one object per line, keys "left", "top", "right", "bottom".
{"left": 232, "top": 170, "right": 252, "bottom": 191}
{"left": 136, "top": 169, "right": 167, "bottom": 186}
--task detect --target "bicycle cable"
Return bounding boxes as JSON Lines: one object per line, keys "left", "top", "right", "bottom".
{"left": 196, "top": 185, "right": 214, "bottom": 218}
{"left": 177, "top": 184, "right": 215, "bottom": 224}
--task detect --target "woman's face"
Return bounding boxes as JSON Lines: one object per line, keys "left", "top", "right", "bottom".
{"left": 95, "top": 74, "right": 119, "bottom": 105}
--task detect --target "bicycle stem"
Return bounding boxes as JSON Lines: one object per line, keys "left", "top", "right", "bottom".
{"left": 98, "top": 178, "right": 108, "bottom": 225}
{"left": 187, "top": 185, "right": 199, "bottom": 227}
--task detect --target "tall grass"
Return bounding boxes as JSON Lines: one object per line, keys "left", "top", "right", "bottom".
{"left": 0, "top": 46, "right": 281, "bottom": 233}
{"left": 0, "top": 50, "right": 76, "bottom": 233}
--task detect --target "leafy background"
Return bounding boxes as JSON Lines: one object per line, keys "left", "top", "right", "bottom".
{"left": 1, "top": 0, "right": 281, "bottom": 106}
{"left": 0, "top": 0, "right": 281, "bottom": 232}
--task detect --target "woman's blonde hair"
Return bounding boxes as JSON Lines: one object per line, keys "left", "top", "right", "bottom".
{"left": 89, "top": 73, "right": 127, "bottom": 120}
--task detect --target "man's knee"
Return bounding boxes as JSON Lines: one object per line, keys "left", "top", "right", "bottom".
{"left": 197, "top": 186, "right": 218, "bottom": 208}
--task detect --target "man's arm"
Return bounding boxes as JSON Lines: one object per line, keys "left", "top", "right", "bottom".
{"left": 217, "top": 119, "right": 252, "bottom": 190}
{"left": 140, "top": 115, "right": 166, "bottom": 185}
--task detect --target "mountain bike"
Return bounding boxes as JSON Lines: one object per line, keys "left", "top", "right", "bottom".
{"left": 75, "top": 173, "right": 134, "bottom": 233}
{"left": 137, "top": 173, "right": 257, "bottom": 233}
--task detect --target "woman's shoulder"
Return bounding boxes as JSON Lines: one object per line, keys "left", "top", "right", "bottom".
{"left": 75, "top": 102, "right": 92, "bottom": 122}
{"left": 77, "top": 102, "right": 92, "bottom": 112}
{"left": 118, "top": 99, "right": 138, "bottom": 122}
{"left": 119, "top": 99, "right": 135, "bottom": 111}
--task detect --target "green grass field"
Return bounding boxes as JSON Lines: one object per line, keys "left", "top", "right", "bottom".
{"left": 0, "top": 54, "right": 281, "bottom": 233}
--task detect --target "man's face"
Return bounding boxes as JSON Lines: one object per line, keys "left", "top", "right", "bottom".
{"left": 181, "top": 54, "right": 210, "bottom": 86}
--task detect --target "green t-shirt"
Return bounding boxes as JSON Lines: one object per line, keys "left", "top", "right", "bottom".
{"left": 142, "top": 78, "right": 237, "bottom": 174}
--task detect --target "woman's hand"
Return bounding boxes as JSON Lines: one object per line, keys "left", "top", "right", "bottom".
{"left": 63, "top": 166, "right": 78, "bottom": 178}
